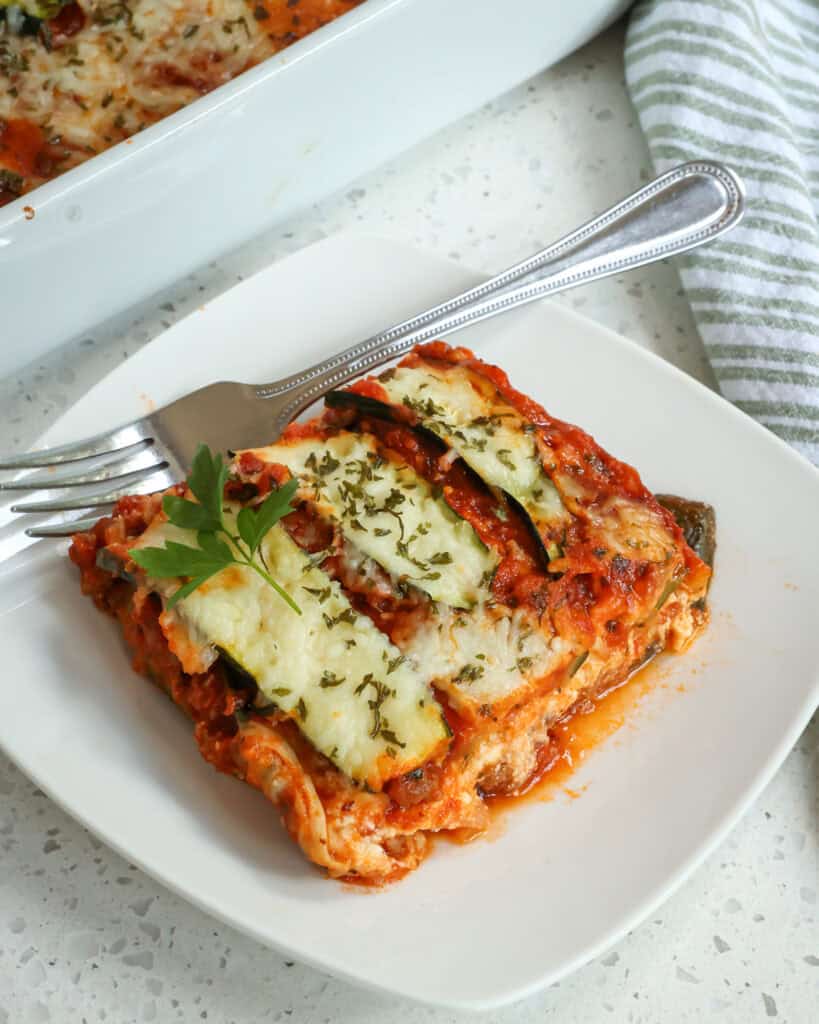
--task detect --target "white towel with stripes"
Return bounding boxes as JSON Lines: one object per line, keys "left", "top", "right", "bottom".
{"left": 625, "top": 0, "right": 819, "bottom": 466}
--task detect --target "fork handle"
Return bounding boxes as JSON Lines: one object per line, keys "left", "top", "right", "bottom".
{"left": 259, "top": 161, "right": 744, "bottom": 432}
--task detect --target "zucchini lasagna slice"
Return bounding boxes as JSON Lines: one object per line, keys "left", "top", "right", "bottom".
{"left": 0, "top": 0, "right": 364, "bottom": 204}
{"left": 70, "top": 341, "right": 713, "bottom": 884}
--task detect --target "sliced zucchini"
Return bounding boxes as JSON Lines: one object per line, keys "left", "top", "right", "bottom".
{"left": 655, "top": 494, "right": 716, "bottom": 568}
{"left": 131, "top": 517, "right": 450, "bottom": 789}
{"left": 327, "top": 362, "right": 568, "bottom": 543}
{"left": 244, "top": 432, "right": 497, "bottom": 609}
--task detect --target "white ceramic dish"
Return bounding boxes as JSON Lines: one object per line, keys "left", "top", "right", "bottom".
{"left": 0, "top": 0, "right": 630, "bottom": 379}
{"left": 0, "top": 235, "right": 817, "bottom": 1010}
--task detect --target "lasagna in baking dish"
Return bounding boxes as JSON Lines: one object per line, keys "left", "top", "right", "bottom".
{"left": 0, "top": 0, "right": 363, "bottom": 205}
{"left": 70, "top": 342, "right": 714, "bottom": 884}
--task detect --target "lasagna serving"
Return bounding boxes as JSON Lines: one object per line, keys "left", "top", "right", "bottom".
{"left": 0, "top": 0, "right": 363, "bottom": 205}
{"left": 70, "top": 342, "right": 714, "bottom": 884}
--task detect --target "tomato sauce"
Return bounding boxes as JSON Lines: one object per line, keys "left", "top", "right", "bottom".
{"left": 0, "top": 117, "right": 83, "bottom": 205}
{"left": 255, "top": 0, "right": 362, "bottom": 46}
{"left": 0, "top": 119, "right": 43, "bottom": 179}
{"left": 487, "top": 655, "right": 672, "bottom": 818}
{"left": 348, "top": 345, "right": 709, "bottom": 615}
{"left": 407, "top": 343, "right": 707, "bottom": 581}
{"left": 360, "top": 415, "right": 542, "bottom": 558}
{"left": 42, "top": 2, "right": 86, "bottom": 47}
{"left": 408, "top": 343, "right": 649, "bottom": 503}
{"left": 70, "top": 502, "right": 248, "bottom": 777}
{"left": 66, "top": 438, "right": 706, "bottom": 885}
{"left": 293, "top": 414, "right": 672, "bottom": 643}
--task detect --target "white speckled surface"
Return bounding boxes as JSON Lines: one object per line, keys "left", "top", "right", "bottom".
{"left": 0, "top": 21, "right": 816, "bottom": 1023}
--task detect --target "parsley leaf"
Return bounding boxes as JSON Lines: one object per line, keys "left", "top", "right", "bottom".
{"left": 196, "top": 531, "right": 234, "bottom": 562}
{"left": 161, "top": 493, "right": 218, "bottom": 533}
{"left": 165, "top": 571, "right": 225, "bottom": 608}
{"left": 188, "top": 444, "right": 229, "bottom": 529}
{"left": 130, "top": 444, "right": 300, "bottom": 614}
{"left": 236, "top": 478, "right": 298, "bottom": 556}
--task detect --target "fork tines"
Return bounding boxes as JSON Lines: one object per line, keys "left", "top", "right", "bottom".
{"left": 0, "top": 423, "right": 170, "bottom": 540}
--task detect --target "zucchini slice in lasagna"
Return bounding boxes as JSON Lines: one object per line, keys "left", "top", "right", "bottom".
{"left": 70, "top": 341, "right": 713, "bottom": 884}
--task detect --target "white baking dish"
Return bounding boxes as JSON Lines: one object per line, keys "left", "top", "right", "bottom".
{"left": 0, "top": 0, "right": 630, "bottom": 377}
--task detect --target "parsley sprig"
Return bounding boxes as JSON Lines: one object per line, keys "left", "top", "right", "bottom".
{"left": 130, "top": 444, "right": 301, "bottom": 614}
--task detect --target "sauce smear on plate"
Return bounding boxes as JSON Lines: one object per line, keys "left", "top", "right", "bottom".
{"left": 489, "top": 656, "right": 674, "bottom": 816}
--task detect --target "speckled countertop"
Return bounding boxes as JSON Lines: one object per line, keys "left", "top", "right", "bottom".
{"left": 0, "top": 20, "right": 816, "bottom": 1024}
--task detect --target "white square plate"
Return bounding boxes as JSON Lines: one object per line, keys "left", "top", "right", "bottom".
{"left": 0, "top": 235, "right": 817, "bottom": 1010}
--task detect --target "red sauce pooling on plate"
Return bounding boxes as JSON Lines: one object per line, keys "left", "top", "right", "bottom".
{"left": 487, "top": 656, "right": 673, "bottom": 820}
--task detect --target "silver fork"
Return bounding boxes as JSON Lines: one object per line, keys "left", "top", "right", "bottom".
{"left": 0, "top": 161, "right": 744, "bottom": 560}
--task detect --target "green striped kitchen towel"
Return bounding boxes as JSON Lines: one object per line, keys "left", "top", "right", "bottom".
{"left": 625, "top": 0, "right": 819, "bottom": 465}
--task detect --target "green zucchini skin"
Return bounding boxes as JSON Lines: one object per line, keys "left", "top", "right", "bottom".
{"left": 328, "top": 392, "right": 717, "bottom": 578}
{"left": 655, "top": 494, "right": 717, "bottom": 569}
{"left": 329, "top": 388, "right": 559, "bottom": 571}
{"left": 502, "top": 490, "right": 558, "bottom": 568}
{"left": 326, "top": 388, "right": 561, "bottom": 569}
{"left": 325, "top": 389, "right": 449, "bottom": 457}
{"left": 217, "top": 647, "right": 259, "bottom": 698}
{"left": 325, "top": 390, "right": 393, "bottom": 420}
{"left": 94, "top": 548, "right": 136, "bottom": 583}
{"left": 258, "top": 431, "right": 497, "bottom": 609}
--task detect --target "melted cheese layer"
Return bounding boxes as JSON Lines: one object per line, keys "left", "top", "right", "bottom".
{"left": 132, "top": 515, "right": 449, "bottom": 790}
{"left": 401, "top": 603, "right": 565, "bottom": 717}
{"left": 379, "top": 362, "right": 568, "bottom": 534}
{"left": 247, "top": 432, "right": 498, "bottom": 609}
